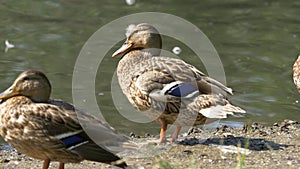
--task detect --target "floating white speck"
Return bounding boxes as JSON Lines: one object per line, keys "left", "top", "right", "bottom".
{"left": 172, "top": 46, "right": 182, "bottom": 55}
{"left": 98, "top": 92, "right": 104, "bottom": 96}
{"left": 295, "top": 100, "right": 299, "bottom": 104}
{"left": 4, "top": 40, "right": 15, "bottom": 53}
{"left": 125, "top": 0, "right": 135, "bottom": 5}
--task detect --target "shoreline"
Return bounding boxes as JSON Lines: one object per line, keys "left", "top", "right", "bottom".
{"left": 0, "top": 119, "right": 299, "bottom": 169}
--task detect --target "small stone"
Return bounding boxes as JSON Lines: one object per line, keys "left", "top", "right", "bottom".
{"left": 242, "top": 124, "right": 248, "bottom": 132}
{"left": 218, "top": 125, "right": 228, "bottom": 132}
{"left": 187, "top": 127, "right": 201, "bottom": 135}
{"left": 144, "top": 133, "right": 151, "bottom": 138}
{"left": 285, "top": 119, "right": 297, "bottom": 125}
{"left": 183, "top": 150, "right": 193, "bottom": 155}
{"left": 0, "top": 159, "right": 10, "bottom": 163}
{"left": 199, "top": 154, "right": 208, "bottom": 158}
{"left": 251, "top": 122, "right": 259, "bottom": 130}
{"left": 259, "top": 131, "right": 268, "bottom": 136}
{"left": 222, "top": 132, "right": 234, "bottom": 138}
{"left": 129, "top": 132, "right": 136, "bottom": 138}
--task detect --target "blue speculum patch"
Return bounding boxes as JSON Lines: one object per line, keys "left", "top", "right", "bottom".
{"left": 166, "top": 83, "right": 197, "bottom": 97}
{"left": 61, "top": 134, "right": 86, "bottom": 148}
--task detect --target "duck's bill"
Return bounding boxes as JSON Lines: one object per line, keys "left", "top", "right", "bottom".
{"left": 0, "top": 86, "right": 15, "bottom": 100}
{"left": 112, "top": 43, "right": 132, "bottom": 58}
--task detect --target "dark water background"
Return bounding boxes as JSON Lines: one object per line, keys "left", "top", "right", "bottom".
{"left": 0, "top": 0, "right": 300, "bottom": 143}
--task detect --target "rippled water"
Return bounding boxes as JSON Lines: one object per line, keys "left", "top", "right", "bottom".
{"left": 0, "top": 0, "right": 300, "bottom": 143}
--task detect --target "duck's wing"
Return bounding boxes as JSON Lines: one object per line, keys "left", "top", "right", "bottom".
{"left": 135, "top": 57, "right": 232, "bottom": 102}
{"left": 133, "top": 58, "right": 245, "bottom": 120}
{"left": 22, "top": 100, "right": 128, "bottom": 167}
{"left": 49, "top": 100, "right": 133, "bottom": 151}
{"left": 188, "top": 65, "right": 233, "bottom": 95}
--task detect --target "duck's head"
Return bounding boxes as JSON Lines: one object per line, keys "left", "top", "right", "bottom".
{"left": 112, "top": 23, "right": 162, "bottom": 58}
{"left": 0, "top": 70, "right": 51, "bottom": 102}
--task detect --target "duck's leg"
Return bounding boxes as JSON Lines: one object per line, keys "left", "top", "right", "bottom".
{"left": 43, "top": 159, "right": 50, "bottom": 169}
{"left": 58, "top": 162, "right": 64, "bottom": 169}
{"left": 171, "top": 125, "right": 182, "bottom": 142}
{"left": 159, "top": 119, "right": 168, "bottom": 143}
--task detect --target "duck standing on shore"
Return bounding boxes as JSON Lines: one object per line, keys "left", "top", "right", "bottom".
{"left": 0, "top": 70, "right": 129, "bottom": 169}
{"left": 112, "top": 23, "right": 246, "bottom": 143}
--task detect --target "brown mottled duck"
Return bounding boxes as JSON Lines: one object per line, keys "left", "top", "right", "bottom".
{"left": 112, "top": 23, "right": 246, "bottom": 143}
{"left": 0, "top": 70, "right": 130, "bottom": 169}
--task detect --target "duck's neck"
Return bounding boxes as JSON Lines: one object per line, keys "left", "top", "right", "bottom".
{"left": 117, "top": 50, "right": 153, "bottom": 92}
{"left": 122, "top": 50, "right": 153, "bottom": 62}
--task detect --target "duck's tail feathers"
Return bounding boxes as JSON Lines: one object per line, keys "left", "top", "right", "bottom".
{"left": 199, "top": 104, "right": 246, "bottom": 119}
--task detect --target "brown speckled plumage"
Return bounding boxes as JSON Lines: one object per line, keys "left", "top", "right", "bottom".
{"left": 0, "top": 70, "right": 129, "bottom": 169}
{"left": 293, "top": 55, "right": 300, "bottom": 92}
{"left": 113, "top": 23, "right": 246, "bottom": 143}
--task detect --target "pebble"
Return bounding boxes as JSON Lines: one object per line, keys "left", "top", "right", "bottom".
{"left": 144, "top": 133, "right": 151, "bottom": 138}
{"left": 251, "top": 122, "right": 260, "bottom": 130}
{"left": 259, "top": 131, "right": 268, "bottom": 136}
{"left": 182, "top": 150, "right": 193, "bottom": 155}
{"left": 187, "top": 127, "right": 202, "bottom": 135}
{"left": 217, "top": 125, "right": 228, "bottom": 132}
{"left": 129, "top": 132, "right": 136, "bottom": 138}
{"left": 222, "top": 132, "right": 234, "bottom": 138}
{"left": 0, "top": 159, "right": 10, "bottom": 163}
{"left": 199, "top": 154, "right": 208, "bottom": 158}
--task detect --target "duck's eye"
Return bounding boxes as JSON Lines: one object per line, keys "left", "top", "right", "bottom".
{"left": 23, "top": 77, "right": 29, "bottom": 81}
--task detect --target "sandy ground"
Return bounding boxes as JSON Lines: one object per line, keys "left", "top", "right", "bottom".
{"left": 0, "top": 119, "right": 299, "bottom": 169}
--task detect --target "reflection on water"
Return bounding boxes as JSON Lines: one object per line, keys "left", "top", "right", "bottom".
{"left": 0, "top": 0, "right": 300, "bottom": 144}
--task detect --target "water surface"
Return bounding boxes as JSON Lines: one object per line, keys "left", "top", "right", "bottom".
{"left": 0, "top": 0, "right": 300, "bottom": 142}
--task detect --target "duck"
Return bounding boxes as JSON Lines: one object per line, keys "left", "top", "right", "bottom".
{"left": 112, "top": 23, "right": 246, "bottom": 143}
{"left": 293, "top": 55, "right": 300, "bottom": 92}
{"left": 0, "top": 70, "right": 129, "bottom": 169}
